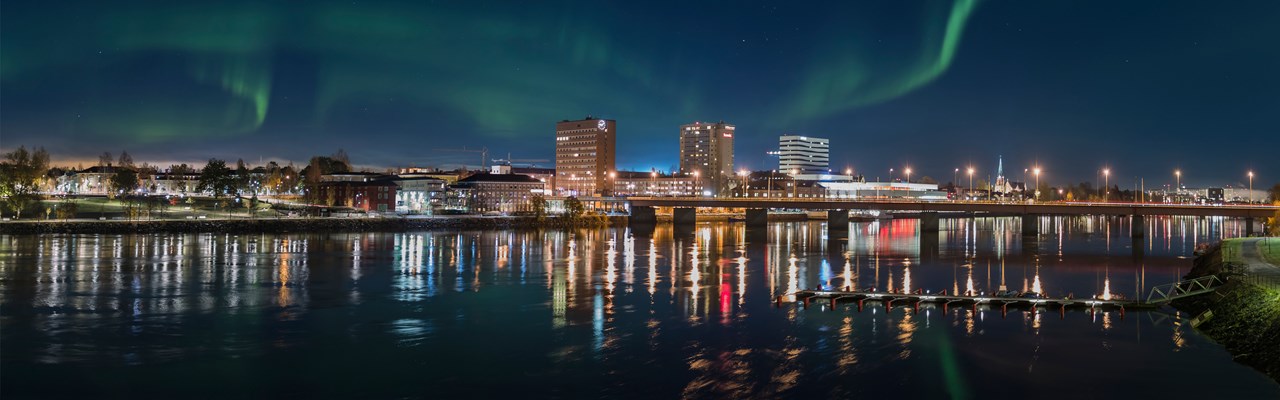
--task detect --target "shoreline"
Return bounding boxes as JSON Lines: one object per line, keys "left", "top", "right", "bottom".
{"left": 1173, "top": 240, "right": 1280, "bottom": 382}
{"left": 0, "top": 216, "right": 629, "bottom": 235}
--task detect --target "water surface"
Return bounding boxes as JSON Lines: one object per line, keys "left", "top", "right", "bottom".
{"left": 1, "top": 216, "right": 1276, "bottom": 399}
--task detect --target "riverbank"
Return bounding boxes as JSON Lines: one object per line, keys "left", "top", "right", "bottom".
{"left": 0, "top": 216, "right": 627, "bottom": 235}
{"left": 1173, "top": 239, "right": 1280, "bottom": 382}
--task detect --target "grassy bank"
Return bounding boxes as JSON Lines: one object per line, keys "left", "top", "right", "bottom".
{"left": 1174, "top": 243, "right": 1280, "bottom": 382}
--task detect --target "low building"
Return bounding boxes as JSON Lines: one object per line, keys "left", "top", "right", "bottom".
{"left": 317, "top": 180, "right": 398, "bottom": 212}
{"left": 449, "top": 172, "right": 545, "bottom": 213}
{"left": 819, "top": 181, "right": 948, "bottom": 200}
{"left": 391, "top": 175, "right": 447, "bottom": 214}
{"left": 613, "top": 171, "right": 701, "bottom": 197}
{"left": 57, "top": 166, "right": 112, "bottom": 194}
{"left": 151, "top": 172, "right": 201, "bottom": 195}
{"left": 512, "top": 166, "right": 555, "bottom": 193}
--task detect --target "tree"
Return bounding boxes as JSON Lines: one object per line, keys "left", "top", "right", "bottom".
{"left": 332, "top": 149, "right": 351, "bottom": 169}
{"left": 169, "top": 163, "right": 195, "bottom": 194}
{"left": 197, "top": 159, "right": 235, "bottom": 197}
{"left": 563, "top": 196, "right": 585, "bottom": 222}
{"left": 234, "top": 159, "right": 251, "bottom": 196}
{"left": 531, "top": 194, "right": 548, "bottom": 222}
{"left": 117, "top": 151, "right": 134, "bottom": 168}
{"left": 109, "top": 168, "right": 139, "bottom": 195}
{"left": 919, "top": 176, "right": 937, "bottom": 185}
{"left": 0, "top": 146, "right": 50, "bottom": 218}
{"left": 98, "top": 152, "right": 113, "bottom": 167}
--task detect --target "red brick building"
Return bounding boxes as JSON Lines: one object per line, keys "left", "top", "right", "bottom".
{"left": 318, "top": 180, "right": 398, "bottom": 212}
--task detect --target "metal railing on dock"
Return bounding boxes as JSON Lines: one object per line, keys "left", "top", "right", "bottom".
{"left": 1145, "top": 275, "right": 1224, "bottom": 304}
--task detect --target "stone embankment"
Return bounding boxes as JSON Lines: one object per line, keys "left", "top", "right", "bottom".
{"left": 0, "top": 216, "right": 627, "bottom": 235}
{"left": 1173, "top": 240, "right": 1280, "bottom": 382}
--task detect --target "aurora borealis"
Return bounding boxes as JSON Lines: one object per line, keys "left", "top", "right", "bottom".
{"left": 2, "top": 0, "right": 1278, "bottom": 184}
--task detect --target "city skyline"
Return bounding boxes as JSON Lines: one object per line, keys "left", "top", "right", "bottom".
{"left": 2, "top": 0, "right": 1278, "bottom": 187}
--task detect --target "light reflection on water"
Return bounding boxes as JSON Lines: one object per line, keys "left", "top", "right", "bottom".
{"left": 0, "top": 216, "right": 1276, "bottom": 398}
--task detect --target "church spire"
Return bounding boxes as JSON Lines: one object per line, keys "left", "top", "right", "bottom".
{"left": 996, "top": 155, "right": 1004, "bottom": 179}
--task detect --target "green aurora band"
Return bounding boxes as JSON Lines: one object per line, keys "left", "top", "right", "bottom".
{"left": 783, "top": 0, "right": 980, "bottom": 123}
{"left": 1, "top": 0, "right": 980, "bottom": 145}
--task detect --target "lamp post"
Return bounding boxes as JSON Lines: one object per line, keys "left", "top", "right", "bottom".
{"left": 693, "top": 170, "right": 701, "bottom": 197}
{"left": 1103, "top": 168, "right": 1110, "bottom": 203}
{"left": 768, "top": 170, "right": 774, "bottom": 197}
{"left": 1033, "top": 167, "right": 1041, "bottom": 202}
{"left": 739, "top": 169, "right": 750, "bottom": 197}
{"left": 967, "top": 167, "right": 974, "bottom": 201}
{"left": 1175, "top": 170, "right": 1181, "bottom": 203}
{"left": 905, "top": 167, "right": 912, "bottom": 184}
{"left": 790, "top": 168, "right": 798, "bottom": 198}
{"left": 1248, "top": 171, "right": 1254, "bottom": 203}
{"left": 650, "top": 170, "right": 657, "bottom": 195}
{"left": 953, "top": 168, "right": 959, "bottom": 192}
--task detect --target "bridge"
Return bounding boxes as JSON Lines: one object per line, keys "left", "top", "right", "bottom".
{"left": 625, "top": 197, "right": 1276, "bottom": 237}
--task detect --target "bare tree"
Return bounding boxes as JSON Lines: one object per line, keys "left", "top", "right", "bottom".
{"left": 117, "top": 151, "right": 134, "bottom": 168}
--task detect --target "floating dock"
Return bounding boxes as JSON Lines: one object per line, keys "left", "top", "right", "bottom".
{"left": 783, "top": 289, "right": 1156, "bottom": 318}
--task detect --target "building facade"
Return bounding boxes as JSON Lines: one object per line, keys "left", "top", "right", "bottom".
{"left": 678, "top": 121, "right": 735, "bottom": 196}
{"left": 555, "top": 116, "right": 616, "bottom": 196}
{"left": 317, "top": 180, "right": 398, "bottom": 212}
{"left": 613, "top": 171, "right": 700, "bottom": 197}
{"left": 450, "top": 173, "right": 545, "bottom": 213}
{"left": 778, "top": 135, "right": 830, "bottom": 175}
{"left": 391, "top": 175, "right": 447, "bottom": 214}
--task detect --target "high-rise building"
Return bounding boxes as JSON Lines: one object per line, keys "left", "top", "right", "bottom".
{"left": 679, "top": 121, "right": 735, "bottom": 195}
{"left": 778, "top": 135, "right": 829, "bottom": 175}
{"left": 555, "top": 116, "right": 616, "bottom": 196}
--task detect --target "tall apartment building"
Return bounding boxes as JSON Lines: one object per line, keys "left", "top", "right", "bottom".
{"left": 555, "top": 116, "right": 616, "bottom": 196}
{"left": 778, "top": 135, "right": 829, "bottom": 175}
{"left": 679, "top": 121, "right": 735, "bottom": 195}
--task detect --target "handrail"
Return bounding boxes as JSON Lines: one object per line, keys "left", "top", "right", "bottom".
{"left": 1145, "top": 275, "right": 1224, "bottom": 304}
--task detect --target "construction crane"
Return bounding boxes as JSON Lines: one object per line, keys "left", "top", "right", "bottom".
{"left": 434, "top": 147, "right": 489, "bottom": 170}
{"left": 492, "top": 153, "right": 550, "bottom": 168}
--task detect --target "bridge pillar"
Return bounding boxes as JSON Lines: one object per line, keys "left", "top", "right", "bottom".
{"left": 629, "top": 205, "right": 656, "bottom": 224}
{"left": 672, "top": 207, "right": 697, "bottom": 225}
{"left": 828, "top": 210, "right": 849, "bottom": 232}
{"left": 920, "top": 212, "right": 939, "bottom": 233}
{"left": 1245, "top": 217, "right": 1255, "bottom": 236}
{"left": 1131, "top": 215, "right": 1145, "bottom": 238}
{"left": 1021, "top": 214, "right": 1039, "bottom": 237}
{"left": 921, "top": 231, "right": 940, "bottom": 262}
{"left": 745, "top": 208, "right": 769, "bottom": 227}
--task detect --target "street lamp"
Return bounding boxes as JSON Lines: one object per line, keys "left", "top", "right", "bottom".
{"left": 1033, "top": 167, "right": 1041, "bottom": 202}
{"left": 790, "top": 169, "right": 798, "bottom": 198}
{"left": 738, "top": 169, "right": 750, "bottom": 197}
{"left": 1103, "top": 168, "right": 1110, "bottom": 203}
{"left": 1248, "top": 171, "right": 1254, "bottom": 203}
{"left": 904, "top": 167, "right": 912, "bottom": 184}
{"left": 953, "top": 168, "right": 959, "bottom": 192}
{"left": 650, "top": 170, "right": 657, "bottom": 195}
{"left": 967, "top": 167, "right": 974, "bottom": 200}
{"left": 693, "top": 170, "right": 701, "bottom": 197}
{"left": 1175, "top": 169, "right": 1181, "bottom": 202}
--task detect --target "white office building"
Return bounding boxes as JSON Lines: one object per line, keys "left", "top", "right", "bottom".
{"left": 778, "top": 135, "right": 830, "bottom": 175}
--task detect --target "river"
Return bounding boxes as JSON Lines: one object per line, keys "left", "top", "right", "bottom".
{"left": 1, "top": 216, "right": 1276, "bottom": 398}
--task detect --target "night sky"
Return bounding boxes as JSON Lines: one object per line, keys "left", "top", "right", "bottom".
{"left": 2, "top": 0, "right": 1277, "bottom": 188}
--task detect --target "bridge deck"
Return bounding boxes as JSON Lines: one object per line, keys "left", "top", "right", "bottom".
{"left": 628, "top": 197, "right": 1277, "bottom": 218}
